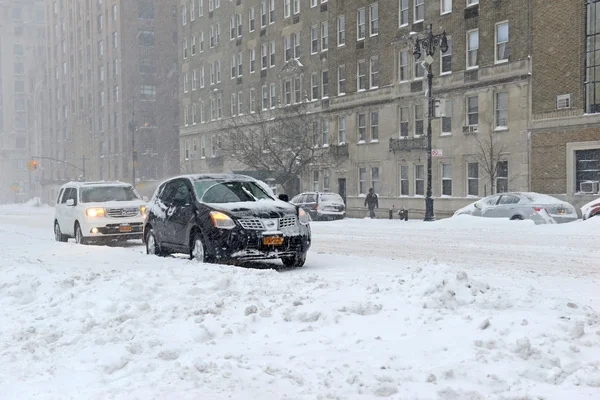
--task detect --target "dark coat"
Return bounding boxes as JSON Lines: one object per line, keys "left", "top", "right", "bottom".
{"left": 364, "top": 192, "right": 379, "bottom": 209}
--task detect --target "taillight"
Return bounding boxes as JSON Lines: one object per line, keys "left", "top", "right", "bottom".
{"left": 533, "top": 207, "right": 543, "bottom": 212}
{"left": 313, "top": 203, "right": 318, "bottom": 210}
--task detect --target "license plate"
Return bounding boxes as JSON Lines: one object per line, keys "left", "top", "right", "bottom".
{"left": 263, "top": 236, "right": 283, "bottom": 246}
{"left": 557, "top": 209, "right": 565, "bottom": 214}
{"left": 119, "top": 225, "right": 133, "bottom": 232}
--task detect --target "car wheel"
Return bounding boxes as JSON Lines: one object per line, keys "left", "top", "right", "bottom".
{"left": 75, "top": 223, "right": 87, "bottom": 245}
{"left": 146, "top": 229, "right": 164, "bottom": 256}
{"left": 190, "top": 232, "right": 209, "bottom": 263}
{"left": 281, "top": 252, "right": 307, "bottom": 268}
{"left": 54, "top": 222, "right": 68, "bottom": 242}
{"left": 510, "top": 215, "right": 524, "bottom": 221}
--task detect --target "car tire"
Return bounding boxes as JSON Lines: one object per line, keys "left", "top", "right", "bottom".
{"left": 146, "top": 229, "right": 166, "bottom": 257}
{"left": 190, "top": 231, "right": 210, "bottom": 263}
{"left": 510, "top": 215, "right": 524, "bottom": 221}
{"left": 54, "top": 222, "right": 68, "bottom": 242}
{"left": 281, "top": 252, "right": 307, "bottom": 268}
{"left": 74, "top": 223, "right": 87, "bottom": 245}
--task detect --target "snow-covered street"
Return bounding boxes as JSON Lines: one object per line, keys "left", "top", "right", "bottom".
{"left": 1, "top": 204, "right": 599, "bottom": 399}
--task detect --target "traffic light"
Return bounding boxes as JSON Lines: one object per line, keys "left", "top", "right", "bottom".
{"left": 32, "top": 160, "right": 38, "bottom": 170}
{"left": 27, "top": 160, "right": 38, "bottom": 170}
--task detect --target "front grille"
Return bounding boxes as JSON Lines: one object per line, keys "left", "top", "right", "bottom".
{"left": 279, "top": 216, "right": 297, "bottom": 229}
{"left": 238, "top": 218, "right": 264, "bottom": 230}
{"left": 106, "top": 208, "right": 140, "bottom": 218}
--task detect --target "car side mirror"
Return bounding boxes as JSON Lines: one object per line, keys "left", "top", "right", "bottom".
{"left": 278, "top": 194, "right": 289, "bottom": 202}
{"left": 66, "top": 199, "right": 75, "bottom": 207}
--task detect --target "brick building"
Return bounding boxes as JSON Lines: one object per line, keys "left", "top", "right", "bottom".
{"left": 180, "top": 0, "right": 532, "bottom": 217}
{"left": 531, "top": 0, "right": 600, "bottom": 211}
{"left": 41, "top": 0, "right": 180, "bottom": 203}
{"left": 0, "top": 0, "right": 46, "bottom": 203}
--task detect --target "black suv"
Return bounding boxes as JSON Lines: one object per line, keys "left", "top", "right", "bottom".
{"left": 143, "top": 174, "right": 311, "bottom": 267}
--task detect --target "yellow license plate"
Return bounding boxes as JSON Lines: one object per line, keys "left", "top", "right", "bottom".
{"left": 263, "top": 236, "right": 284, "bottom": 246}
{"left": 119, "top": 225, "right": 133, "bottom": 232}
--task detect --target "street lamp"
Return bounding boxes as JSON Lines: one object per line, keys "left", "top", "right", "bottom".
{"left": 413, "top": 24, "right": 448, "bottom": 222}
{"left": 129, "top": 119, "right": 138, "bottom": 189}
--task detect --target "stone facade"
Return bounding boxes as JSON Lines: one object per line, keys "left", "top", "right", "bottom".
{"left": 180, "top": 0, "right": 533, "bottom": 218}
{"left": 41, "top": 0, "right": 180, "bottom": 204}
{"left": 0, "top": 0, "right": 46, "bottom": 203}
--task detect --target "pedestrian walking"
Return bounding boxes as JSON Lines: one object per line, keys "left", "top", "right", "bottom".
{"left": 364, "top": 188, "right": 379, "bottom": 219}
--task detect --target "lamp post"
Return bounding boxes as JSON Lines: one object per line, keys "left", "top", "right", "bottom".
{"left": 413, "top": 24, "right": 448, "bottom": 222}
{"left": 129, "top": 119, "right": 138, "bottom": 189}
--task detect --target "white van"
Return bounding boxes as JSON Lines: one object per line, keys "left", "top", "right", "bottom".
{"left": 54, "top": 181, "right": 147, "bottom": 244}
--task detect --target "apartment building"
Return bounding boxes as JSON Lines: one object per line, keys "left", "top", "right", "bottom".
{"left": 42, "top": 0, "right": 180, "bottom": 203}
{"left": 0, "top": 0, "right": 46, "bottom": 203}
{"left": 530, "top": 0, "right": 600, "bottom": 211}
{"left": 179, "top": 0, "right": 532, "bottom": 217}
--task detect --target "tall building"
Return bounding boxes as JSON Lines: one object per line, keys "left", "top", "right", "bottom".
{"left": 42, "top": 0, "right": 180, "bottom": 203}
{"left": 179, "top": 0, "right": 532, "bottom": 217}
{"left": 530, "top": 0, "right": 600, "bottom": 210}
{"left": 0, "top": 0, "right": 46, "bottom": 203}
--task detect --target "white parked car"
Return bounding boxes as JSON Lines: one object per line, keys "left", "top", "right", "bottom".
{"left": 454, "top": 192, "right": 577, "bottom": 224}
{"left": 54, "top": 181, "right": 147, "bottom": 244}
{"left": 581, "top": 197, "right": 600, "bottom": 220}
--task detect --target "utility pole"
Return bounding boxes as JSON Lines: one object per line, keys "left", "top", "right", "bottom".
{"left": 129, "top": 117, "right": 138, "bottom": 189}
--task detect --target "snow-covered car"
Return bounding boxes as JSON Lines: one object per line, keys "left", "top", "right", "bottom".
{"left": 581, "top": 197, "right": 600, "bottom": 220}
{"left": 290, "top": 192, "right": 346, "bottom": 221}
{"left": 454, "top": 192, "right": 577, "bottom": 224}
{"left": 143, "top": 174, "right": 311, "bottom": 267}
{"left": 54, "top": 181, "right": 147, "bottom": 244}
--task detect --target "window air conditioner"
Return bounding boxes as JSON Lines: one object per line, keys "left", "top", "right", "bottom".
{"left": 579, "top": 181, "right": 599, "bottom": 194}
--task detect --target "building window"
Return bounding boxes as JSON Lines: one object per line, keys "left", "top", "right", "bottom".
{"left": 217, "top": 95, "right": 223, "bottom": 118}
{"left": 201, "top": 136, "right": 207, "bottom": 158}
{"left": 210, "top": 26, "right": 215, "bottom": 48}
{"left": 250, "top": 48, "right": 256, "bottom": 72}
{"left": 495, "top": 92, "right": 509, "bottom": 129}
{"left": 211, "top": 98, "right": 216, "bottom": 120}
{"left": 338, "top": 15, "right": 345, "bottom": 46}
{"left": 414, "top": 104, "right": 424, "bottom": 136}
{"left": 98, "top": 39, "right": 104, "bottom": 56}
{"left": 238, "top": 91, "right": 244, "bottom": 114}
{"left": 400, "top": 166, "right": 409, "bottom": 196}
{"left": 467, "top": 29, "right": 479, "bottom": 69}
{"left": 414, "top": 54, "right": 425, "bottom": 79}
{"left": 199, "top": 0, "right": 204, "bottom": 16}
{"left": 294, "top": 32, "right": 301, "bottom": 58}
{"left": 398, "top": 50, "right": 409, "bottom": 82}
{"left": 270, "top": 41, "right": 276, "bottom": 67}
{"left": 441, "top": 99, "right": 452, "bottom": 135}
{"left": 322, "top": 119, "right": 329, "bottom": 145}
{"left": 294, "top": 0, "right": 300, "bottom": 14}
{"left": 185, "top": 140, "right": 190, "bottom": 160}
{"left": 400, "top": 106, "right": 409, "bottom": 137}
{"left": 441, "top": 0, "right": 452, "bottom": 14}
{"left": 184, "top": 73, "right": 189, "bottom": 93}
{"left": 415, "top": 165, "right": 425, "bottom": 196}
{"left": 467, "top": 0, "right": 479, "bottom": 6}
{"left": 249, "top": 6, "right": 255, "bottom": 31}
{"left": 370, "top": 57, "right": 379, "bottom": 88}
{"left": 359, "top": 167, "right": 367, "bottom": 194}
{"left": 294, "top": 77, "right": 302, "bottom": 103}
{"left": 338, "top": 115, "right": 346, "bottom": 143}
{"left": 261, "top": 1, "right": 267, "bottom": 27}
{"left": 586, "top": 1, "right": 600, "bottom": 112}
{"left": 139, "top": 2, "right": 155, "bottom": 19}
{"left": 284, "top": 36, "right": 292, "bottom": 61}
{"left": 323, "top": 170, "right": 330, "bottom": 192}
{"left": 467, "top": 95, "right": 479, "bottom": 127}
{"left": 311, "top": 0, "right": 317, "bottom": 7}
{"left": 357, "top": 8, "right": 366, "bottom": 40}
{"left": 371, "top": 111, "right": 379, "bottom": 141}
{"left": 269, "top": 0, "right": 275, "bottom": 24}
{"left": 311, "top": 73, "right": 319, "bottom": 100}
{"left": 284, "top": 80, "right": 292, "bottom": 105}
{"left": 231, "top": 54, "right": 236, "bottom": 78}
{"left": 357, "top": 60, "right": 366, "bottom": 91}
{"left": 468, "top": 162, "right": 479, "bottom": 196}
{"left": 313, "top": 171, "right": 320, "bottom": 191}
{"left": 237, "top": 13, "right": 243, "bottom": 37}
{"left": 184, "top": 106, "right": 189, "bottom": 126}
{"left": 250, "top": 88, "right": 256, "bottom": 112}
{"left": 371, "top": 167, "right": 380, "bottom": 194}
{"left": 399, "top": 0, "right": 408, "bottom": 26}
{"left": 212, "top": 136, "right": 218, "bottom": 157}
{"left": 182, "top": 4, "right": 187, "bottom": 25}
{"left": 370, "top": 3, "right": 379, "bottom": 36}
{"left": 442, "top": 164, "right": 452, "bottom": 196}
{"left": 497, "top": 161, "right": 508, "bottom": 193}
{"left": 358, "top": 113, "right": 366, "bottom": 142}
{"left": 139, "top": 30, "right": 155, "bottom": 46}
{"left": 200, "top": 67, "right": 205, "bottom": 87}
{"left": 441, "top": 37, "right": 452, "bottom": 74}
{"left": 312, "top": 25, "right": 319, "bottom": 54}
{"left": 192, "top": 70, "right": 198, "bottom": 90}
{"left": 322, "top": 22, "right": 329, "bottom": 51}
{"left": 262, "top": 86, "right": 268, "bottom": 110}
{"left": 414, "top": 0, "right": 424, "bottom": 22}
{"left": 192, "top": 104, "right": 198, "bottom": 124}
{"left": 231, "top": 93, "right": 238, "bottom": 116}
{"left": 322, "top": 70, "right": 329, "bottom": 98}
{"left": 113, "top": 31, "right": 118, "bottom": 48}
{"left": 270, "top": 83, "right": 277, "bottom": 108}
{"left": 338, "top": 65, "right": 346, "bottom": 95}
{"left": 284, "top": 0, "right": 291, "bottom": 18}
{"left": 140, "top": 84, "right": 156, "bottom": 98}
{"left": 201, "top": 101, "right": 206, "bottom": 122}
{"left": 576, "top": 149, "right": 600, "bottom": 192}
{"left": 261, "top": 43, "right": 267, "bottom": 70}
{"left": 496, "top": 22, "right": 509, "bottom": 63}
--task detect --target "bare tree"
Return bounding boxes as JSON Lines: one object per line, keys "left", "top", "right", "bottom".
{"left": 217, "top": 102, "right": 338, "bottom": 194}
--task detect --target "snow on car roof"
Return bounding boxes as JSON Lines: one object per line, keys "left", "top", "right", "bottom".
{"left": 62, "top": 181, "right": 132, "bottom": 188}
{"left": 174, "top": 174, "right": 258, "bottom": 182}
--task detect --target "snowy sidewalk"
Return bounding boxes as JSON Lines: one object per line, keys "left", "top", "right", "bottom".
{"left": 0, "top": 206, "right": 599, "bottom": 399}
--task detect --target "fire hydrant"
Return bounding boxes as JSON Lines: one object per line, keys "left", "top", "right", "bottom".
{"left": 398, "top": 207, "right": 408, "bottom": 221}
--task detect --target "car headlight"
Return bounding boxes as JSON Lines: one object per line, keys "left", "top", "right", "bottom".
{"left": 140, "top": 205, "right": 146, "bottom": 218}
{"left": 210, "top": 211, "right": 236, "bottom": 229}
{"left": 86, "top": 208, "right": 105, "bottom": 217}
{"left": 298, "top": 208, "right": 311, "bottom": 225}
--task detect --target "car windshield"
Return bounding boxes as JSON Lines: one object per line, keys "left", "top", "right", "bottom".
{"left": 80, "top": 186, "right": 140, "bottom": 203}
{"left": 320, "top": 193, "right": 343, "bottom": 203}
{"left": 197, "top": 181, "right": 273, "bottom": 203}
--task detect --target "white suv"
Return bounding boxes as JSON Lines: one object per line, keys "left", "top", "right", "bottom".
{"left": 54, "top": 181, "right": 147, "bottom": 244}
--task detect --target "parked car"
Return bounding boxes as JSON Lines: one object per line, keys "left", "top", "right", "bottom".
{"left": 143, "top": 174, "right": 311, "bottom": 267}
{"left": 54, "top": 181, "right": 147, "bottom": 244}
{"left": 290, "top": 192, "right": 346, "bottom": 221}
{"left": 581, "top": 197, "right": 600, "bottom": 220}
{"left": 454, "top": 192, "right": 577, "bottom": 224}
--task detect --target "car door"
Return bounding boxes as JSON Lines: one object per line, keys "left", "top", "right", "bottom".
{"left": 165, "top": 179, "right": 196, "bottom": 249}
{"left": 153, "top": 181, "right": 177, "bottom": 245}
{"left": 58, "top": 188, "right": 73, "bottom": 234}
{"left": 480, "top": 195, "right": 502, "bottom": 217}
{"left": 55, "top": 188, "right": 66, "bottom": 226}
{"left": 490, "top": 195, "right": 519, "bottom": 218}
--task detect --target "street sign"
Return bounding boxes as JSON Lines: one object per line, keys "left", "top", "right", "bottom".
{"left": 432, "top": 149, "right": 443, "bottom": 157}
